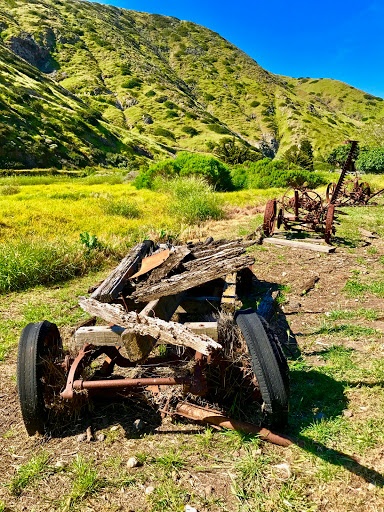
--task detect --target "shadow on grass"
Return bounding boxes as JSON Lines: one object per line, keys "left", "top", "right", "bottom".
{"left": 287, "top": 368, "right": 384, "bottom": 487}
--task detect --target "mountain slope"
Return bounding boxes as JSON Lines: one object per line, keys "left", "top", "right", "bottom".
{"left": 0, "top": 0, "right": 383, "bottom": 168}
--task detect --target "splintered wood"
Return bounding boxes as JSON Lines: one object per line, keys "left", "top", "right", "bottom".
{"left": 77, "top": 237, "right": 256, "bottom": 361}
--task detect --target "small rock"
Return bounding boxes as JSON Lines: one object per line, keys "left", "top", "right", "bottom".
{"left": 343, "top": 410, "right": 353, "bottom": 418}
{"left": 55, "top": 460, "right": 66, "bottom": 468}
{"left": 368, "top": 483, "right": 376, "bottom": 491}
{"left": 127, "top": 456, "right": 140, "bottom": 468}
{"left": 355, "top": 298, "right": 359, "bottom": 302}
{"left": 77, "top": 433, "right": 87, "bottom": 442}
{"left": 185, "top": 506, "right": 198, "bottom": 512}
{"left": 97, "top": 433, "right": 106, "bottom": 442}
{"left": 282, "top": 272, "right": 287, "bottom": 277}
{"left": 315, "top": 412, "right": 326, "bottom": 421}
{"left": 110, "top": 425, "right": 119, "bottom": 432}
{"left": 145, "top": 486, "right": 155, "bottom": 495}
{"left": 204, "top": 485, "right": 214, "bottom": 496}
{"left": 133, "top": 419, "right": 144, "bottom": 432}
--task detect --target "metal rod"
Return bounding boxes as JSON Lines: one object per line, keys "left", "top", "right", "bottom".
{"left": 175, "top": 402, "right": 293, "bottom": 447}
{"left": 73, "top": 376, "right": 191, "bottom": 390}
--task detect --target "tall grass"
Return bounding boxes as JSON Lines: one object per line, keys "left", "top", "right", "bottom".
{"left": 163, "top": 176, "right": 224, "bottom": 224}
{"left": 101, "top": 197, "right": 141, "bottom": 218}
{"left": 0, "top": 240, "right": 111, "bottom": 293}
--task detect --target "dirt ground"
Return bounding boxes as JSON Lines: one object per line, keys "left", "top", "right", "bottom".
{"left": 1, "top": 225, "right": 384, "bottom": 512}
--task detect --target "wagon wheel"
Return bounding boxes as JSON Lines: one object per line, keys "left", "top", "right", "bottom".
{"left": 263, "top": 199, "right": 277, "bottom": 236}
{"left": 281, "top": 188, "right": 296, "bottom": 215}
{"left": 326, "top": 182, "right": 337, "bottom": 203}
{"left": 300, "top": 189, "right": 323, "bottom": 210}
{"left": 17, "top": 321, "right": 64, "bottom": 435}
{"left": 324, "top": 204, "right": 335, "bottom": 244}
{"left": 235, "top": 310, "right": 289, "bottom": 427}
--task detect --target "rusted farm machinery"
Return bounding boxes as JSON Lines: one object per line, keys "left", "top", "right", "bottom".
{"left": 326, "top": 140, "right": 384, "bottom": 206}
{"left": 17, "top": 239, "right": 291, "bottom": 446}
{"left": 263, "top": 139, "right": 383, "bottom": 243}
{"left": 263, "top": 188, "right": 336, "bottom": 243}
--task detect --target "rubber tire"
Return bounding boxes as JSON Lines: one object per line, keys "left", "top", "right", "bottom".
{"left": 17, "top": 321, "right": 62, "bottom": 435}
{"left": 234, "top": 309, "right": 289, "bottom": 428}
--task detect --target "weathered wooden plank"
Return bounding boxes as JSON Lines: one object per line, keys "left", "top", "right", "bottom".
{"left": 146, "top": 246, "right": 191, "bottom": 284}
{"left": 263, "top": 238, "right": 335, "bottom": 253}
{"left": 131, "top": 254, "right": 255, "bottom": 302}
{"left": 91, "top": 240, "right": 154, "bottom": 303}
{"left": 183, "top": 322, "right": 218, "bottom": 341}
{"left": 140, "top": 292, "right": 185, "bottom": 320}
{"left": 300, "top": 275, "right": 319, "bottom": 296}
{"left": 78, "top": 297, "right": 222, "bottom": 356}
{"left": 75, "top": 325, "right": 124, "bottom": 346}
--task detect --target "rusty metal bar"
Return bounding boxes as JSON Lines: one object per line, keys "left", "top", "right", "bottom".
{"left": 175, "top": 402, "right": 293, "bottom": 447}
{"left": 73, "top": 375, "right": 191, "bottom": 391}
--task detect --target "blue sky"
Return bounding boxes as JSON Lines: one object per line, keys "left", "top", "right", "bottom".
{"left": 90, "top": 0, "right": 384, "bottom": 98}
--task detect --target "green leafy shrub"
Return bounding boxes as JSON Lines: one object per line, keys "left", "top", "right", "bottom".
{"left": 327, "top": 142, "right": 359, "bottom": 166}
{"left": 165, "top": 110, "right": 179, "bottom": 119}
{"left": 164, "top": 100, "right": 177, "bottom": 109}
{"left": 204, "top": 93, "right": 215, "bottom": 101}
{"left": 122, "top": 78, "right": 142, "bottom": 89}
{"left": 135, "top": 152, "right": 233, "bottom": 190}
{"left": 230, "top": 158, "right": 325, "bottom": 189}
{"left": 79, "top": 231, "right": 102, "bottom": 251}
{"left": 357, "top": 148, "right": 384, "bottom": 173}
{"left": 166, "top": 176, "right": 224, "bottom": 224}
{"left": 182, "top": 126, "right": 198, "bottom": 137}
{"left": 207, "top": 124, "right": 230, "bottom": 134}
{"left": 250, "top": 100, "right": 260, "bottom": 108}
{"left": 145, "top": 90, "right": 156, "bottom": 97}
{"left": 120, "top": 63, "right": 131, "bottom": 75}
{"left": 153, "top": 127, "right": 175, "bottom": 140}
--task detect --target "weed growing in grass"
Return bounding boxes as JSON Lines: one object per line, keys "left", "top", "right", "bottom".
{"left": 344, "top": 277, "right": 384, "bottom": 297}
{"left": 162, "top": 176, "right": 224, "bottom": 224}
{"left": 65, "top": 455, "right": 104, "bottom": 509}
{"left": 314, "top": 323, "right": 379, "bottom": 339}
{"left": 328, "top": 308, "right": 379, "bottom": 321}
{"left": 148, "top": 480, "right": 190, "bottom": 512}
{"left": 9, "top": 452, "right": 50, "bottom": 496}
{"left": 79, "top": 231, "right": 102, "bottom": 251}
{"left": 101, "top": 197, "right": 141, "bottom": 218}
{"left": 152, "top": 450, "right": 186, "bottom": 472}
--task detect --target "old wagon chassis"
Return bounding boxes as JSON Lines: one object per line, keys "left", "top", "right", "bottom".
{"left": 17, "top": 237, "right": 291, "bottom": 446}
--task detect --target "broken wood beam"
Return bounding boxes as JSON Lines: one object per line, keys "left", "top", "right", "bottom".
{"left": 91, "top": 240, "right": 154, "bottom": 303}
{"left": 183, "top": 322, "right": 218, "bottom": 341}
{"left": 78, "top": 297, "right": 222, "bottom": 357}
{"left": 263, "top": 238, "right": 335, "bottom": 253}
{"left": 131, "top": 254, "right": 255, "bottom": 302}
{"left": 75, "top": 325, "right": 124, "bottom": 347}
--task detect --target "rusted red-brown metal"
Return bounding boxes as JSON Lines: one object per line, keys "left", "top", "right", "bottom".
{"left": 73, "top": 375, "right": 191, "bottom": 391}
{"left": 174, "top": 402, "right": 293, "bottom": 447}
{"left": 263, "top": 199, "right": 277, "bottom": 237}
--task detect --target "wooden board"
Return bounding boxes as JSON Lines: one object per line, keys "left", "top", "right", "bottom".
{"left": 263, "top": 238, "right": 335, "bottom": 253}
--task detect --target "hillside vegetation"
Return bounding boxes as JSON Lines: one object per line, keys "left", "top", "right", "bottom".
{"left": 0, "top": 0, "right": 383, "bottom": 168}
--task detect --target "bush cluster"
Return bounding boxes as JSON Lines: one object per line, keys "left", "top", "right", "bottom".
{"left": 230, "top": 158, "right": 326, "bottom": 189}
{"left": 135, "top": 152, "right": 233, "bottom": 191}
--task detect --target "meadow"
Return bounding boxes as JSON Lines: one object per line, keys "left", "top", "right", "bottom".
{"left": 1, "top": 169, "right": 384, "bottom": 511}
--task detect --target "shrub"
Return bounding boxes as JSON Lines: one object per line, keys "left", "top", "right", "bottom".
{"left": 153, "top": 127, "right": 175, "bottom": 140}
{"left": 357, "top": 148, "right": 384, "bottom": 173}
{"left": 250, "top": 100, "right": 260, "bottom": 108}
{"left": 164, "top": 100, "right": 177, "bottom": 110}
{"left": 122, "top": 78, "right": 142, "bottom": 89}
{"left": 204, "top": 93, "right": 215, "bottom": 101}
{"left": 101, "top": 198, "right": 141, "bottom": 218}
{"left": 327, "top": 143, "right": 359, "bottom": 166}
{"left": 182, "top": 126, "right": 198, "bottom": 137}
{"left": 165, "top": 110, "right": 179, "bottom": 119}
{"left": 207, "top": 124, "right": 230, "bottom": 134}
{"left": 167, "top": 176, "right": 224, "bottom": 224}
{"left": 145, "top": 90, "right": 156, "bottom": 97}
{"left": 120, "top": 63, "right": 131, "bottom": 75}
{"left": 230, "top": 158, "right": 325, "bottom": 189}
{"left": 135, "top": 152, "right": 233, "bottom": 190}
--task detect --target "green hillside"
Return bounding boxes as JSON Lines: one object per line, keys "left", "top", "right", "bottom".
{"left": 0, "top": 0, "right": 383, "bottom": 168}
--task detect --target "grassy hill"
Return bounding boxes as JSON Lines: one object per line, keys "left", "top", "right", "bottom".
{"left": 0, "top": 0, "right": 383, "bottom": 168}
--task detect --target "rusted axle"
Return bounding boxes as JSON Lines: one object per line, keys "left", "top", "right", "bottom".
{"left": 73, "top": 376, "right": 191, "bottom": 390}
{"left": 174, "top": 402, "right": 293, "bottom": 447}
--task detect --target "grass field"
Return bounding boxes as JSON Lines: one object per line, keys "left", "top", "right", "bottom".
{"left": 1, "top": 170, "right": 384, "bottom": 511}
